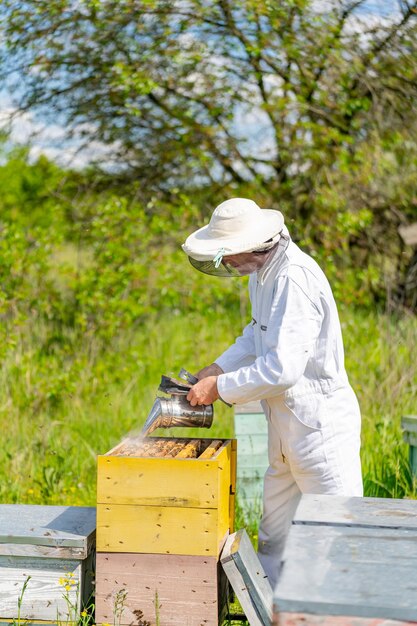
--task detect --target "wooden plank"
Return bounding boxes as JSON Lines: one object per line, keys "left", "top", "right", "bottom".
{"left": 293, "top": 494, "right": 417, "bottom": 531}
{"left": 0, "top": 622, "right": 68, "bottom": 625}
{"left": 403, "top": 432, "right": 417, "bottom": 447}
{"left": 401, "top": 415, "right": 417, "bottom": 435}
{"left": 0, "top": 618, "right": 64, "bottom": 626}
{"left": 237, "top": 452, "right": 269, "bottom": 469}
{"left": 108, "top": 436, "right": 220, "bottom": 457}
{"left": 97, "top": 503, "right": 224, "bottom": 556}
{"left": 221, "top": 529, "right": 272, "bottom": 626}
{"left": 97, "top": 441, "right": 232, "bottom": 509}
{"left": 95, "top": 552, "right": 226, "bottom": 626}
{"left": 0, "top": 557, "right": 81, "bottom": 620}
{"left": 164, "top": 440, "right": 191, "bottom": 457}
{"left": 229, "top": 438, "right": 237, "bottom": 532}
{"left": 273, "top": 613, "right": 416, "bottom": 626}
{"left": 0, "top": 543, "right": 88, "bottom": 560}
{"left": 200, "top": 440, "right": 224, "bottom": 459}
{"left": 150, "top": 439, "right": 179, "bottom": 456}
{"left": 236, "top": 434, "right": 269, "bottom": 456}
{"left": 175, "top": 439, "right": 201, "bottom": 459}
{"left": 0, "top": 506, "right": 96, "bottom": 556}
{"left": 274, "top": 525, "right": 417, "bottom": 621}
{"left": 234, "top": 413, "right": 267, "bottom": 434}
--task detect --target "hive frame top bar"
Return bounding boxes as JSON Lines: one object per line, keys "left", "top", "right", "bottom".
{"left": 103, "top": 436, "right": 232, "bottom": 459}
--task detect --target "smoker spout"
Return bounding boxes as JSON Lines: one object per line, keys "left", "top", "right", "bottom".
{"left": 141, "top": 398, "right": 163, "bottom": 437}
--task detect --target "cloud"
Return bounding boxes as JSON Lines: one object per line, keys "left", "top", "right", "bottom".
{"left": 0, "top": 100, "right": 122, "bottom": 169}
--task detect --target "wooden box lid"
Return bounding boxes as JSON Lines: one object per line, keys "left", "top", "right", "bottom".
{"left": 293, "top": 494, "right": 417, "bottom": 531}
{"left": 274, "top": 523, "right": 417, "bottom": 621}
{"left": 0, "top": 505, "right": 96, "bottom": 559}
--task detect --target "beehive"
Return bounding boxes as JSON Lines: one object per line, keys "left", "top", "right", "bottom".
{"left": 234, "top": 402, "right": 268, "bottom": 514}
{"left": 273, "top": 494, "right": 417, "bottom": 625}
{"left": 95, "top": 436, "right": 236, "bottom": 626}
{"left": 0, "top": 505, "right": 95, "bottom": 622}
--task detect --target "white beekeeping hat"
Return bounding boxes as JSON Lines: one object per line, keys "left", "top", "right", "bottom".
{"left": 182, "top": 198, "right": 284, "bottom": 276}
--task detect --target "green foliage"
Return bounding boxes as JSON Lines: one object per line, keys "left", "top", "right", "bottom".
{"left": 2, "top": 3, "right": 417, "bottom": 305}
{"left": 0, "top": 304, "right": 416, "bottom": 508}
{"left": 0, "top": 132, "right": 415, "bottom": 521}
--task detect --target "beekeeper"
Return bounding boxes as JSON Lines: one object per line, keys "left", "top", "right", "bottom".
{"left": 182, "top": 198, "right": 363, "bottom": 588}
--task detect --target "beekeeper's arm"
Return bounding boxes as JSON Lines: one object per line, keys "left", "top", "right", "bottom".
{"left": 215, "top": 320, "right": 256, "bottom": 371}
{"left": 196, "top": 319, "right": 256, "bottom": 381}
{"left": 216, "top": 275, "right": 322, "bottom": 404}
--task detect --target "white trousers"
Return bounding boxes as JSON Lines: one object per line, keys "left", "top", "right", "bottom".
{"left": 257, "top": 387, "right": 363, "bottom": 589}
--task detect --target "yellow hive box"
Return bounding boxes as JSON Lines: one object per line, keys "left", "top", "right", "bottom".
{"left": 96, "top": 437, "right": 237, "bottom": 557}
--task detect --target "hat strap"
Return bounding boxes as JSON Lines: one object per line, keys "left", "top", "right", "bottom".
{"left": 213, "top": 247, "right": 226, "bottom": 268}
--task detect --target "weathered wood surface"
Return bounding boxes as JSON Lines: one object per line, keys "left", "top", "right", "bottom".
{"left": 0, "top": 505, "right": 96, "bottom": 557}
{"left": 293, "top": 494, "right": 417, "bottom": 531}
{"left": 97, "top": 503, "right": 229, "bottom": 556}
{"left": 221, "top": 529, "right": 272, "bottom": 626}
{"left": 0, "top": 543, "right": 88, "bottom": 559}
{"left": 229, "top": 438, "right": 237, "bottom": 532}
{"left": 401, "top": 415, "right": 417, "bottom": 434}
{"left": 236, "top": 433, "right": 269, "bottom": 457}
{"left": 95, "top": 552, "right": 228, "bottom": 626}
{"left": 0, "top": 622, "right": 63, "bottom": 625}
{"left": 273, "top": 613, "right": 417, "bottom": 626}
{"left": 234, "top": 412, "right": 267, "bottom": 434}
{"left": 0, "top": 557, "right": 81, "bottom": 620}
{"left": 234, "top": 406, "right": 268, "bottom": 513}
{"left": 274, "top": 524, "right": 417, "bottom": 621}
{"left": 402, "top": 415, "right": 417, "bottom": 448}
{"left": 236, "top": 455, "right": 270, "bottom": 474}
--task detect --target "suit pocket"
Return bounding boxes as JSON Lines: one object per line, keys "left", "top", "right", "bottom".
{"left": 283, "top": 392, "right": 325, "bottom": 431}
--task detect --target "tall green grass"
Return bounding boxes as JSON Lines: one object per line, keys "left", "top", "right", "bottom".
{"left": 0, "top": 308, "right": 416, "bottom": 508}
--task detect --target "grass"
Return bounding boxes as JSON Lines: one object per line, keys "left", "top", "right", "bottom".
{"left": 0, "top": 307, "right": 416, "bottom": 509}
{"left": 2, "top": 305, "right": 416, "bottom": 626}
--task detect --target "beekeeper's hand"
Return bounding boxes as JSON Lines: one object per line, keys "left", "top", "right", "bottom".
{"left": 195, "top": 363, "right": 224, "bottom": 380}
{"left": 187, "top": 376, "right": 220, "bottom": 406}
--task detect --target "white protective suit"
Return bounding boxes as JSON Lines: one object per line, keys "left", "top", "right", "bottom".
{"left": 215, "top": 233, "right": 363, "bottom": 588}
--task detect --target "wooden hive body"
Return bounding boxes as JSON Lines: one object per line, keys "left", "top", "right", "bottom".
{"left": 95, "top": 436, "right": 236, "bottom": 626}
{"left": 97, "top": 436, "right": 236, "bottom": 556}
{"left": 95, "top": 552, "right": 229, "bottom": 626}
{"left": 234, "top": 402, "right": 268, "bottom": 513}
{"left": 0, "top": 505, "right": 96, "bottom": 622}
{"left": 273, "top": 494, "right": 417, "bottom": 625}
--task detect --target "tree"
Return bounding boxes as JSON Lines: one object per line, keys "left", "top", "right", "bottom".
{"left": 2, "top": 1, "right": 417, "bottom": 205}
{"left": 2, "top": 1, "right": 417, "bottom": 308}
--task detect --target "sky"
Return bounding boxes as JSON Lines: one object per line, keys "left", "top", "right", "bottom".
{"left": 0, "top": 87, "right": 119, "bottom": 169}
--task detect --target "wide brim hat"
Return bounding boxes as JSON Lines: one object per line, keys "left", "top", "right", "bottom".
{"left": 182, "top": 198, "right": 284, "bottom": 262}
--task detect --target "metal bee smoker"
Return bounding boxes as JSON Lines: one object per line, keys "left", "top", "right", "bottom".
{"left": 141, "top": 368, "right": 214, "bottom": 436}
